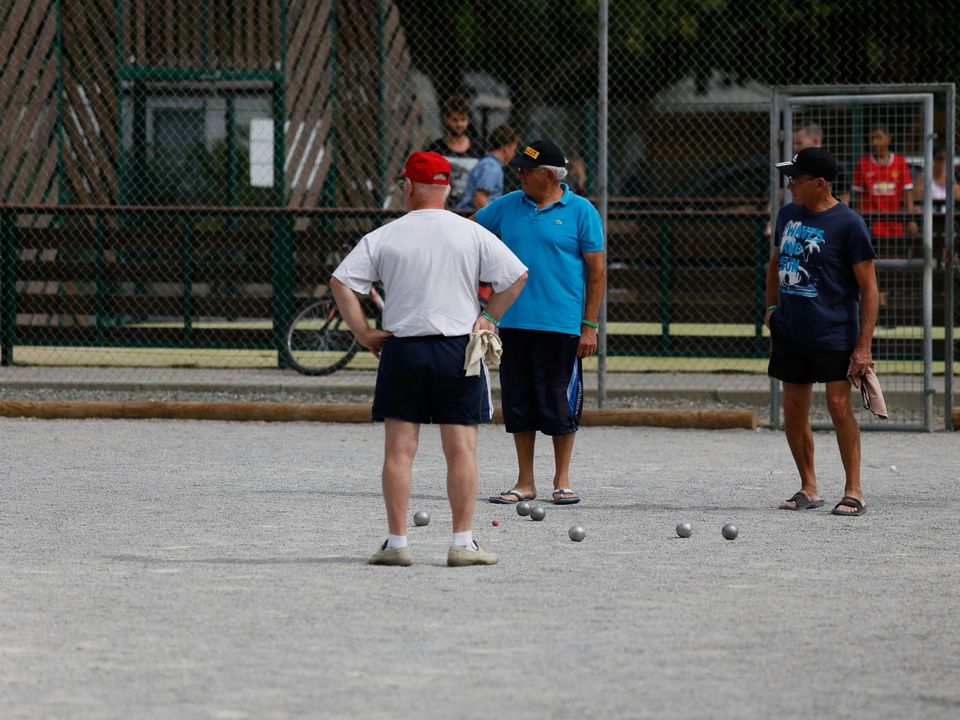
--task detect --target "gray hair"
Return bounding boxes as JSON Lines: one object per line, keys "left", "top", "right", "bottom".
{"left": 540, "top": 165, "right": 568, "bottom": 182}
{"left": 411, "top": 180, "right": 451, "bottom": 199}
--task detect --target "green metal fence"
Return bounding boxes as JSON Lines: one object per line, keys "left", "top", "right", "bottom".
{"left": 0, "top": 204, "right": 778, "bottom": 366}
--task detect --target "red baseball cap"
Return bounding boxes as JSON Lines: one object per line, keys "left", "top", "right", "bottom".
{"left": 396, "top": 151, "right": 451, "bottom": 185}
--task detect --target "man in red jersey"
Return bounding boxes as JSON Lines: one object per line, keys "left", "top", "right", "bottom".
{"left": 852, "top": 125, "right": 917, "bottom": 238}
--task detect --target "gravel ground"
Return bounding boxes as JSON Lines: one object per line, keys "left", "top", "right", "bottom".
{"left": 1, "top": 418, "right": 958, "bottom": 719}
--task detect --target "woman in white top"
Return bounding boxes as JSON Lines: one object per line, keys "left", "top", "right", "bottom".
{"left": 913, "top": 146, "right": 960, "bottom": 212}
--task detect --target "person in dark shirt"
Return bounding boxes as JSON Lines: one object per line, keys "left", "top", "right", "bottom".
{"left": 765, "top": 147, "right": 879, "bottom": 517}
{"left": 425, "top": 95, "right": 485, "bottom": 208}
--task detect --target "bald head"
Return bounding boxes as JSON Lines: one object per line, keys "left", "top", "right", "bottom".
{"left": 794, "top": 122, "right": 822, "bottom": 150}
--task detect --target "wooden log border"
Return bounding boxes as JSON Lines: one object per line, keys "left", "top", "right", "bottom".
{"left": 0, "top": 401, "right": 759, "bottom": 429}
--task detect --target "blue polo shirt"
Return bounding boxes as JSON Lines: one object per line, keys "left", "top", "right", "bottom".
{"left": 457, "top": 155, "right": 505, "bottom": 211}
{"left": 475, "top": 184, "right": 604, "bottom": 335}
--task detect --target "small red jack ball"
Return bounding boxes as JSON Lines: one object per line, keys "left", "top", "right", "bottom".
{"left": 492, "top": 519, "right": 500, "bottom": 527}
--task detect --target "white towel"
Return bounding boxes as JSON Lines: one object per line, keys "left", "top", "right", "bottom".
{"left": 847, "top": 361, "right": 888, "bottom": 420}
{"left": 464, "top": 330, "right": 502, "bottom": 377}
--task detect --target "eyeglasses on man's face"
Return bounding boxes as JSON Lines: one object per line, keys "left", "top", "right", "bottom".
{"left": 787, "top": 175, "right": 817, "bottom": 186}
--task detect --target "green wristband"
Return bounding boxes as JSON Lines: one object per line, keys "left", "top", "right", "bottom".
{"left": 581, "top": 319, "right": 599, "bottom": 329}
{"left": 481, "top": 310, "right": 500, "bottom": 327}
{"left": 766, "top": 305, "right": 778, "bottom": 312}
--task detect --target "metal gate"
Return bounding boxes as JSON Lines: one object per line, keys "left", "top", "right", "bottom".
{"left": 770, "top": 85, "right": 955, "bottom": 431}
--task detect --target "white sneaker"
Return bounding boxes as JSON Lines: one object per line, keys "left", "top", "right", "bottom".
{"left": 447, "top": 541, "right": 497, "bottom": 567}
{"left": 368, "top": 541, "right": 412, "bottom": 566}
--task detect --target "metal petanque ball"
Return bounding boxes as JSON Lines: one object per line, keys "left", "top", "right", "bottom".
{"left": 568, "top": 525, "right": 586, "bottom": 542}
{"left": 529, "top": 505, "right": 546, "bottom": 521}
{"left": 721, "top": 523, "right": 738, "bottom": 540}
{"left": 516, "top": 501, "right": 532, "bottom": 516}
{"left": 413, "top": 510, "right": 430, "bottom": 527}
{"left": 676, "top": 522, "right": 693, "bottom": 538}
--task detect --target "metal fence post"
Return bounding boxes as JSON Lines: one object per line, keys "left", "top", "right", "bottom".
{"left": 944, "top": 85, "right": 956, "bottom": 431}
{"left": 753, "top": 218, "right": 767, "bottom": 357}
{"left": 1, "top": 209, "right": 15, "bottom": 366}
{"left": 768, "top": 89, "right": 785, "bottom": 430}
{"left": 181, "top": 216, "right": 194, "bottom": 347}
{"left": 226, "top": 95, "right": 238, "bottom": 228}
{"left": 922, "top": 93, "right": 935, "bottom": 431}
{"left": 55, "top": 0, "right": 66, "bottom": 204}
{"left": 94, "top": 212, "right": 106, "bottom": 345}
{"left": 659, "top": 219, "right": 671, "bottom": 355}
{"left": 272, "top": 211, "right": 294, "bottom": 364}
{"left": 597, "top": 0, "right": 609, "bottom": 407}
{"left": 272, "top": 2, "right": 291, "bottom": 367}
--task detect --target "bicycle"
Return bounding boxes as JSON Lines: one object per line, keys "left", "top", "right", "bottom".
{"left": 283, "top": 285, "right": 384, "bottom": 376}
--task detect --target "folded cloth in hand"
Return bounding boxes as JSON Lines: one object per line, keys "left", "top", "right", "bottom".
{"left": 464, "top": 330, "right": 502, "bottom": 377}
{"left": 847, "top": 361, "right": 888, "bottom": 419}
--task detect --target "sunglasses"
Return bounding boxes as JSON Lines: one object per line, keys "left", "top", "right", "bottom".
{"left": 786, "top": 175, "right": 818, "bottom": 186}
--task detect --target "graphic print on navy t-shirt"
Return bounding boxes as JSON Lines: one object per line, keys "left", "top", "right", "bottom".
{"left": 778, "top": 219, "right": 826, "bottom": 298}
{"left": 772, "top": 202, "right": 876, "bottom": 351}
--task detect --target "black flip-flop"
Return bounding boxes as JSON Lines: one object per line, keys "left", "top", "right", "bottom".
{"left": 489, "top": 490, "right": 535, "bottom": 504}
{"left": 831, "top": 496, "right": 867, "bottom": 516}
{"left": 779, "top": 490, "right": 825, "bottom": 511}
{"left": 551, "top": 488, "right": 581, "bottom": 505}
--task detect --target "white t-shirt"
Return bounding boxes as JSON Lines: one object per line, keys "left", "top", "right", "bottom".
{"left": 332, "top": 209, "right": 527, "bottom": 337}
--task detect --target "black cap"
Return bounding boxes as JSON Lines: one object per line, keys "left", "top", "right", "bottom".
{"left": 775, "top": 147, "right": 837, "bottom": 182}
{"left": 509, "top": 139, "right": 566, "bottom": 169}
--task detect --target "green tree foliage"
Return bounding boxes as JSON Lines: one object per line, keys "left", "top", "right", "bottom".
{"left": 397, "top": 0, "right": 956, "bottom": 116}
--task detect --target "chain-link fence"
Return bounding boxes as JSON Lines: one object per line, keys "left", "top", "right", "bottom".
{"left": 0, "top": 0, "right": 957, "bottom": 426}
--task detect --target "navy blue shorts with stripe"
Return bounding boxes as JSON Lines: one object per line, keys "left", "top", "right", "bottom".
{"left": 768, "top": 323, "right": 851, "bottom": 384}
{"left": 498, "top": 328, "right": 583, "bottom": 436}
{"left": 372, "top": 335, "right": 492, "bottom": 424}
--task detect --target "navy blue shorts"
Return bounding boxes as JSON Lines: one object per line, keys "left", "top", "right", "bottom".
{"left": 499, "top": 328, "right": 583, "bottom": 435}
{"left": 372, "top": 335, "right": 493, "bottom": 424}
{"left": 768, "top": 324, "right": 851, "bottom": 384}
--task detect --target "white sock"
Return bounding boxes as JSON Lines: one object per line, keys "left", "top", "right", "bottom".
{"left": 452, "top": 531, "right": 474, "bottom": 549}
{"left": 386, "top": 534, "right": 408, "bottom": 549}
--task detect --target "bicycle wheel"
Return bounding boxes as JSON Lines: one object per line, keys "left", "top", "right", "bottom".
{"left": 283, "top": 298, "right": 360, "bottom": 376}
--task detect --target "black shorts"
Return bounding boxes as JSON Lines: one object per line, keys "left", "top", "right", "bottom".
{"left": 372, "top": 335, "right": 492, "bottom": 424}
{"left": 768, "top": 324, "right": 851, "bottom": 384}
{"left": 499, "top": 328, "right": 583, "bottom": 435}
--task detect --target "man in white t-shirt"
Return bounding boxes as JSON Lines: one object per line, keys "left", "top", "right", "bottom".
{"left": 331, "top": 151, "right": 528, "bottom": 567}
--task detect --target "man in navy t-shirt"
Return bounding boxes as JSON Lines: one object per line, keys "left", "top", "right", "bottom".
{"left": 766, "top": 147, "right": 879, "bottom": 517}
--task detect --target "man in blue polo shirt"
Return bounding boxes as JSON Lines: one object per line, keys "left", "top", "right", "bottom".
{"left": 476, "top": 139, "right": 606, "bottom": 507}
